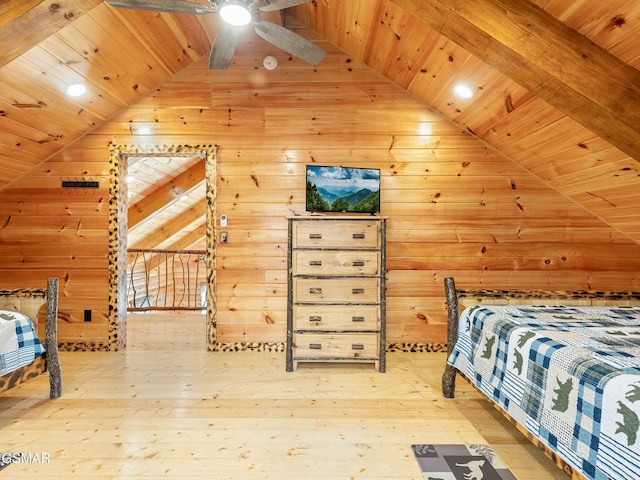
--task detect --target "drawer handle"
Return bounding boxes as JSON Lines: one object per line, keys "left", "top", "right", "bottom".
{"left": 352, "top": 344, "right": 364, "bottom": 350}
{"left": 352, "top": 233, "right": 365, "bottom": 239}
{"left": 309, "top": 316, "right": 322, "bottom": 323}
{"left": 309, "top": 287, "right": 323, "bottom": 294}
{"left": 352, "top": 316, "right": 365, "bottom": 323}
{"left": 309, "top": 260, "right": 322, "bottom": 266}
{"left": 309, "top": 343, "right": 322, "bottom": 350}
{"left": 352, "top": 288, "right": 365, "bottom": 294}
{"left": 309, "top": 233, "right": 322, "bottom": 239}
{"left": 352, "top": 260, "right": 365, "bottom": 267}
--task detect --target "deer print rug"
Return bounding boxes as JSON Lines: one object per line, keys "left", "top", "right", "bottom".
{"left": 411, "top": 444, "right": 515, "bottom": 480}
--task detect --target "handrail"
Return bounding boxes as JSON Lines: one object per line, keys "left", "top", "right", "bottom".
{"left": 127, "top": 248, "right": 207, "bottom": 312}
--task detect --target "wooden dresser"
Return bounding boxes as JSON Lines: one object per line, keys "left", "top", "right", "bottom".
{"left": 286, "top": 216, "right": 386, "bottom": 372}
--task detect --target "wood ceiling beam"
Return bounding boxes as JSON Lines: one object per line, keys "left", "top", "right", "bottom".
{"left": 0, "top": 0, "right": 103, "bottom": 69}
{"left": 391, "top": 0, "right": 640, "bottom": 162}
{"left": 165, "top": 222, "right": 206, "bottom": 251}
{"left": 0, "top": 0, "right": 43, "bottom": 29}
{"left": 129, "top": 200, "right": 206, "bottom": 250}
{"left": 128, "top": 159, "right": 206, "bottom": 229}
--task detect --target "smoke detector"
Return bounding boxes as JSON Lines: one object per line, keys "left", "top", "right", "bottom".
{"left": 263, "top": 55, "right": 278, "bottom": 70}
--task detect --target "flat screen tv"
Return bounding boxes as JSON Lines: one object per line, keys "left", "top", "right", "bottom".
{"left": 306, "top": 165, "right": 380, "bottom": 214}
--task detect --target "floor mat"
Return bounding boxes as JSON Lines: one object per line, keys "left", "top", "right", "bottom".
{"left": 412, "top": 444, "right": 517, "bottom": 480}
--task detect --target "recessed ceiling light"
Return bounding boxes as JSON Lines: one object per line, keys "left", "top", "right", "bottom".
{"left": 66, "top": 84, "right": 86, "bottom": 97}
{"left": 220, "top": 2, "right": 252, "bottom": 26}
{"left": 454, "top": 84, "right": 473, "bottom": 99}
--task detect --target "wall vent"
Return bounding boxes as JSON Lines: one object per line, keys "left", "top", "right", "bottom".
{"left": 61, "top": 179, "right": 99, "bottom": 188}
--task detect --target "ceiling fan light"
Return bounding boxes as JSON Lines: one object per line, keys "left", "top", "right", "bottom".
{"left": 220, "top": 3, "right": 252, "bottom": 26}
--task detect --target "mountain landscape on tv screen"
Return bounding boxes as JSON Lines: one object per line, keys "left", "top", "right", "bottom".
{"left": 306, "top": 166, "right": 380, "bottom": 213}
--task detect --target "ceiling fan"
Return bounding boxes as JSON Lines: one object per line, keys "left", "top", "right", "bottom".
{"left": 105, "top": 0, "right": 326, "bottom": 69}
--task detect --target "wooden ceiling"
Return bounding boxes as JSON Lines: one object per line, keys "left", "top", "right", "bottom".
{"left": 1, "top": 0, "right": 639, "bottom": 249}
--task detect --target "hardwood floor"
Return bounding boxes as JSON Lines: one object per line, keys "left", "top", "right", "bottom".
{"left": 0, "top": 314, "right": 568, "bottom": 479}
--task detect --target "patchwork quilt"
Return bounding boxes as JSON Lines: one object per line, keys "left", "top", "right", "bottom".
{"left": 0, "top": 310, "right": 45, "bottom": 377}
{"left": 448, "top": 305, "right": 640, "bottom": 480}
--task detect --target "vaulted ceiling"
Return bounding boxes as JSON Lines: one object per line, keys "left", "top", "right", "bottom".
{"left": 1, "top": 0, "right": 639, "bottom": 249}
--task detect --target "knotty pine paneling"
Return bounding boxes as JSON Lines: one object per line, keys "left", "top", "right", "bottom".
{"left": 0, "top": 179, "right": 111, "bottom": 332}
{"left": 291, "top": 0, "right": 640, "bottom": 246}
{"left": 2, "top": 41, "right": 640, "bottom": 348}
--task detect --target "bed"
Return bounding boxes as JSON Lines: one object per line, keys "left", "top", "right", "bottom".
{"left": 442, "top": 277, "right": 640, "bottom": 480}
{"left": 0, "top": 278, "right": 61, "bottom": 399}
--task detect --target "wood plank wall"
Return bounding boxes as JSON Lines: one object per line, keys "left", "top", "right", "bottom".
{"left": 1, "top": 38, "right": 640, "bottom": 348}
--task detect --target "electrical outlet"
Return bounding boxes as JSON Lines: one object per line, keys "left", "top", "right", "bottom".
{"left": 220, "top": 231, "right": 228, "bottom": 244}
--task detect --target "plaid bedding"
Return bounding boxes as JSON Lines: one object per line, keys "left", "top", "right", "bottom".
{"left": 0, "top": 310, "right": 45, "bottom": 376}
{"left": 448, "top": 305, "right": 640, "bottom": 480}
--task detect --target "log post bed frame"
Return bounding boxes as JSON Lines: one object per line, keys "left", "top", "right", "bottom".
{"left": 0, "top": 278, "right": 61, "bottom": 399}
{"left": 441, "top": 276, "right": 640, "bottom": 480}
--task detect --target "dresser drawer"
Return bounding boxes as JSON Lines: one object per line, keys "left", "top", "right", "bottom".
{"left": 293, "top": 251, "right": 381, "bottom": 275}
{"left": 293, "top": 221, "right": 380, "bottom": 248}
{"left": 293, "top": 305, "right": 379, "bottom": 331}
{"left": 293, "top": 333, "right": 379, "bottom": 359}
{"left": 294, "top": 277, "right": 380, "bottom": 303}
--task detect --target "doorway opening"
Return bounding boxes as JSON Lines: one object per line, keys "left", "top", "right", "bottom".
{"left": 107, "top": 145, "right": 218, "bottom": 351}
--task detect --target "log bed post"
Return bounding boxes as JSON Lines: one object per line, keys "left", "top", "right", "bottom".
{"left": 442, "top": 277, "right": 459, "bottom": 398}
{"left": 45, "top": 277, "right": 61, "bottom": 399}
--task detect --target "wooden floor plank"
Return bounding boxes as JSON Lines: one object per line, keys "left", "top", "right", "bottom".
{"left": 0, "top": 313, "right": 567, "bottom": 479}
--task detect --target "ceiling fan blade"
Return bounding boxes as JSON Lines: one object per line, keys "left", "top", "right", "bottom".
{"left": 105, "top": 0, "right": 215, "bottom": 15}
{"left": 257, "top": 0, "right": 312, "bottom": 12}
{"left": 254, "top": 21, "right": 326, "bottom": 65}
{"left": 209, "top": 26, "right": 240, "bottom": 69}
